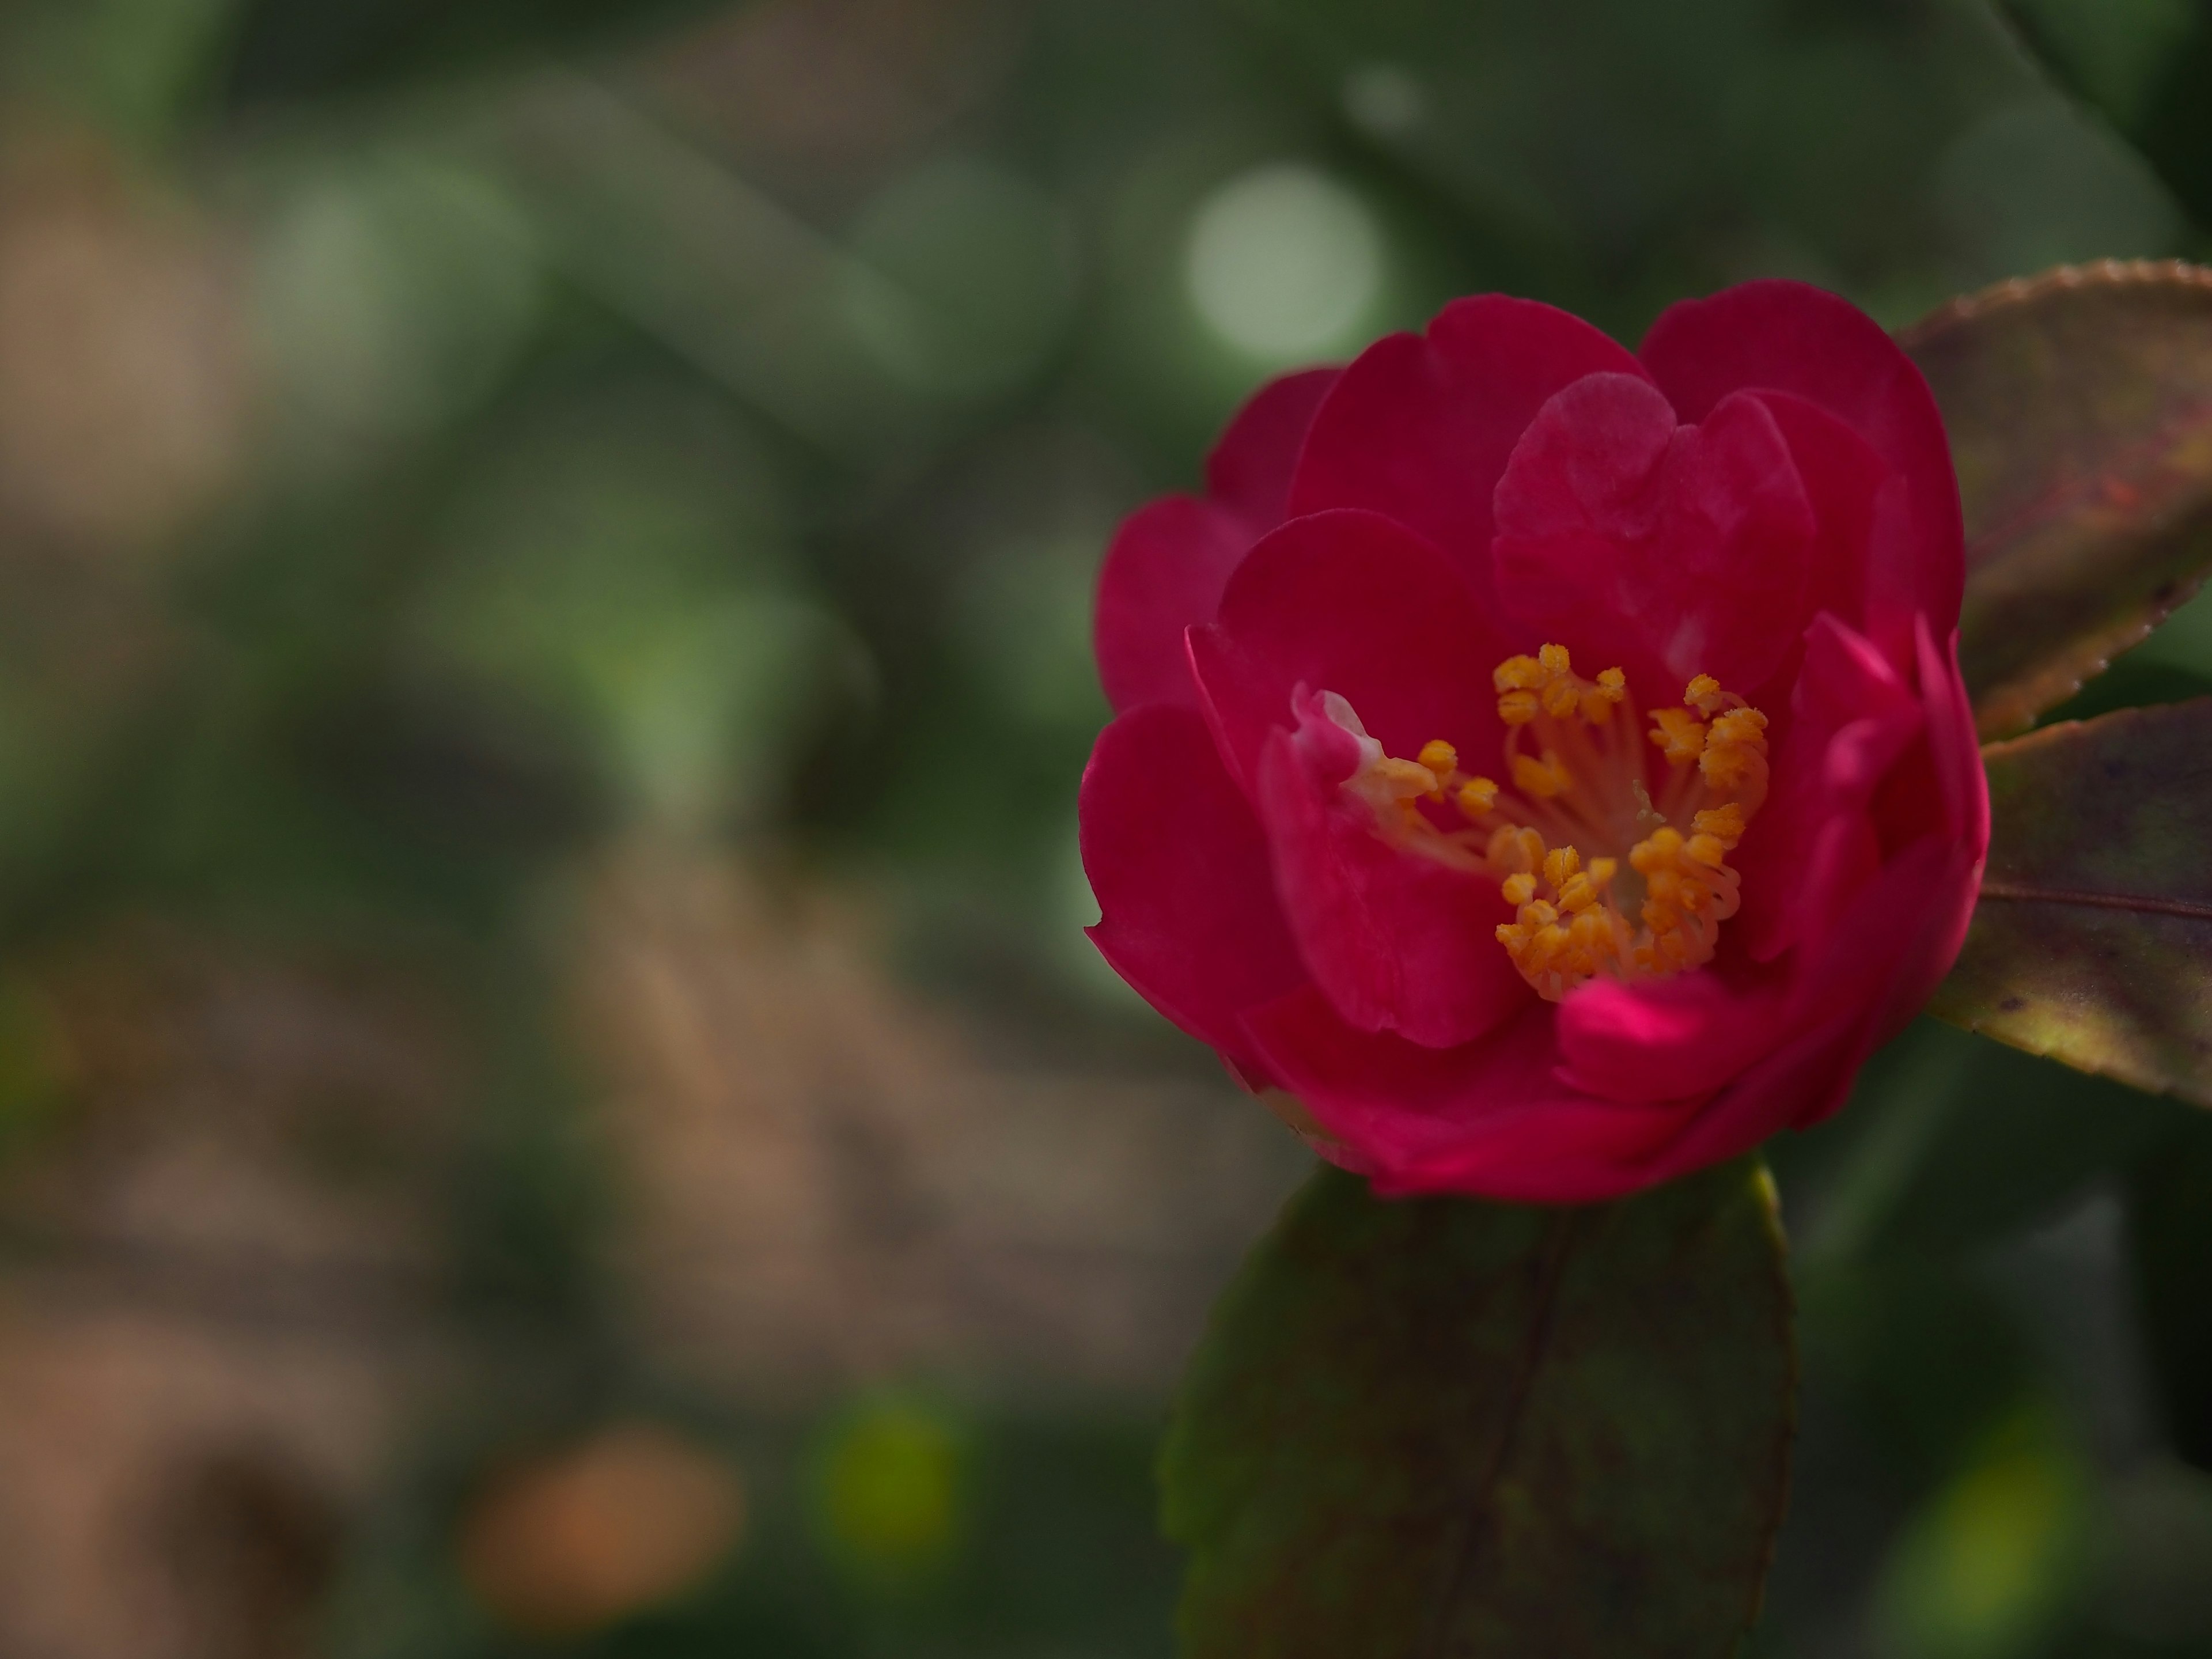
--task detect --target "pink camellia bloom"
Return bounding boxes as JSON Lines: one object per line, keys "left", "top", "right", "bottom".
{"left": 1080, "top": 282, "right": 1990, "bottom": 1203}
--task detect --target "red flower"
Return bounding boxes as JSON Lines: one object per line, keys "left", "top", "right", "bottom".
{"left": 1081, "top": 282, "right": 1990, "bottom": 1202}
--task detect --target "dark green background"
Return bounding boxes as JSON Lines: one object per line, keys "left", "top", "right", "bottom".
{"left": 0, "top": 0, "right": 2208, "bottom": 1654}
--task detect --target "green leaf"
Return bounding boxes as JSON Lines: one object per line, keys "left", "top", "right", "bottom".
{"left": 1928, "top": 697, "right": 2212, "bottom": 1101}
{"left": 1161, "top": 1158, "right": 1795, "bottom": 1658}
{"left": 1898, "top": 260, "right": 2212, "bottom": 738}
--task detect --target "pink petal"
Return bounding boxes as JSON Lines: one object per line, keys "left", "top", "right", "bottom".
{"left": 1289, "top": 296, "right": 1650, "bottom": 607}
{"left": 1081, "top": 704, "right": 1307, "bottom": 1079}
{"left": 1555, "top": 968, "right": 1787, "bottom": 1105}
{"left": 1189, "top": 509, "right": 1501, "bottom": 791}
{"left": 1492, "top": 374, "right": 1816, "bottom": 693}
{"left": 1238, "top": 991, "right": 1696, "bottom": 1203}
{"left": 1206, "top": 366, "right": 1342, "bottom": 533}
{"left": 1630, "top": 1009, "right": 1864, "bottom": 1182}
{"left": 1093, "top": 496, "right": 1249, "bottom": 712}
{"left": 1733, "top": 612, "right": 1923, "bottom": 962}
{"left": 1863, "top": 622, "right": 1986, "bottom": 1022}
{"left": 1751, "top": 391, "right": 1889, "bottom": 679}
{"left": 1092, "top": 370, "right": 1340, "bottom": 714}
{"left": 1639, "top": 280, "right": 1964, "bottom": 652}
{"left": 1255, "top": 721, "right": 1529, "bottom": 1050}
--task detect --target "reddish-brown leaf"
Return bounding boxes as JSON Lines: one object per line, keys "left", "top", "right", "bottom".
{"left": 1161, "top": 1159, "right": 1796, "bottom": 1658}
{"left": 1931, "top": 698, "right": 2212, "bottom": 1102}
{"left": 1899, "top": 260, "right": 2212, "bottom": 739}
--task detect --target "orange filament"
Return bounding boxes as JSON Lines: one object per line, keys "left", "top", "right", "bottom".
{"left": 1330, "top": 644, "right": 1769, "bottom": 1002}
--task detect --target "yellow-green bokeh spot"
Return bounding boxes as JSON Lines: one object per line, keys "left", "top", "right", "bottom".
{"left": 1870, "top": 1403, "right": 2093, "bottom": 1659}
{"left": 812, "top": 1397, "right": 965, "bottom": 1585}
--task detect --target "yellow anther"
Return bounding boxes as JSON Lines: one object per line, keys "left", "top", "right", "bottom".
{"left": 1692, "top": 804, "right": 1745, "bottom": 846}
{"left": 1370, "top": 756, "right": 1439, "bottom": 799}
{"left": 1700, "top": 743, "right": 1767, "bottom": 794}
{"left": 1510, "top": 750, "right": 1571, "bottom": 799}
{"left": 1649, "top": 706, "right": 1707, "bottom": 766}
{"left": 1335, "top": 657, "right": 1768, "bottom": 1005}
{"left": 1494, "top": 655, "right": 1546, "bottom": 692}
{"left": 1487, "top": 825, "right": 1535, "bottom": 871}
{"left": 1709, "top": 708, "right": 1768, "bottom": 746}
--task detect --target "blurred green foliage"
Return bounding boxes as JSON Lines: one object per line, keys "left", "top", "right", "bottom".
{"left": 0, "top": 0, "right": 2203, "bottom": 1654}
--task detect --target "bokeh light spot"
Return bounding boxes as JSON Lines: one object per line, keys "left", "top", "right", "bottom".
{"left": 1342, "top": 65, "right": 1426, "bottom": 138}
{"left": 1183, "top": 164, "right": 1383, "bottom": 362}
{"left": 816, "top": 1398, "right": 963, "bottom": 1581}
{"left": 458, "top": 1422, "right": 745, "bottom": 1639}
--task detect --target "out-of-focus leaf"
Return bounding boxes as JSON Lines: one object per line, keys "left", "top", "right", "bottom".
{"left": 1996, "top": 0, "right": 2212, "bottom": 231}
{"left": 1794, "top": 1019, "right": 2185, "bottom": 1266}
{"left": 1929, "top": 698, "right": 2212, "bottom": 1101}
{"left": 1866, "top": 1403, "right": 2093, "bottom": 1659}
{"left": 216, "top": 0, "right": 743, "bottom": 109}
{"left": 1898, "top": 260, "right": 2212, "bottom": 738}
{"left": 2126, "top": 1116, "right": 2212, "bottom": 1473}
{"left": 1161, "top": 1160, "right": 1794, "bottom": 1658}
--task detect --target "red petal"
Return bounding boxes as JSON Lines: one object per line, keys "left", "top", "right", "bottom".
{"left": 1639, "top": 280, "right": 1964, "bottom": 652}
{"left": 1239, "top": 992, "right": 1695, "bottom": 1203}
{"left": 1751, "top": 391, "right": 1888, "bottom": 679}
{"left": 1206, "top": 366, "right": 1341, "bottom": 533}
{"left": 1094, "top": 495, "right": 1249, "bottom": 712}
{"left": 1093, "top": 370, "right": 1339, "bottom": 714}
{"left": 1555, "top": 969, "right": 1787, "bottom": 1105}
{"left": 1492, "top": 374, "right": 1815, "bottom": 693}
{"left": 1081, "top": 705, "right": 1306, "bottom": 1077}
{"left": 1734, "top": 612, "right": 1923, "bottom": 962}
{"left": 1189, "top": 509, "right": 1501, "bottom": 790}
{"left": 1255, "top": 723, "right": 1529, "bottom": 1049}
{"left": 1289, "top": 297, "right": 1649, "bottom": 606}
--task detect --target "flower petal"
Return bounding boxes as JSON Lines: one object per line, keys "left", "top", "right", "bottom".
{"left": 1493, "top": 374, "right": 1816, "bottom": 692}
{"left": 1555, "top": 968, "right": 1787, "bottom": 1105}
{"left": 1081, "top": 704, "right": 1306, "bottom": 1079}
{"left": 1094, "top": 496, "right": 1250, "bottom": 712}
{"left": 1238, "top": 991, "right": 1695, "bottom": 1203}
{"left": 1206, "top": 366, "right": 1341, "bottom": 533}
{"left": 1255, "top": 720, "right": 1529, "bottom": 1049}
{"left": 1289, "top": 296, "right": 1649, "bottom": 605}
{"left": 1750, "top": 391, "right": 1888, "bottom": 677}
{"left": 1733, "top": 612, "right": 1924, "bottom": 963}
{"left": 1188, "top": 509, "right": 1500, "bottom": 791}
{"left": 1639, "top": 279, "right": 1964, "bottom": 651}
{"left": 1093, "top": 370, "right": 1340, "bottom": 714}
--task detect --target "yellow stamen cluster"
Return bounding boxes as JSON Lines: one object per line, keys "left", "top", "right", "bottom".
{"left": 1334, "top": 642, "right": 1770, "bottom": 1002}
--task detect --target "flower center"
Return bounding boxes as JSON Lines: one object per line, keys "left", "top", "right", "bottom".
{"left": 1333, "top": 642, "right": 1770, "bottom": 1002}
